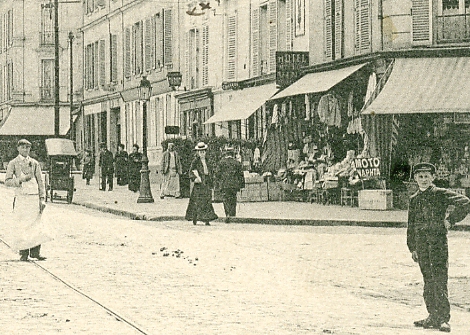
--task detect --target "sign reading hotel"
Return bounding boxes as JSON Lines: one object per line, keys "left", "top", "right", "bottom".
{"left": 354, "top": 157, "right": 381, "bottom": 178}
{"left": 275, "top": 51, "right": 309, "bottom": 89}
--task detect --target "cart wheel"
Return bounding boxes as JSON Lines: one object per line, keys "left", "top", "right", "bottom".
{"left": 67, "top": 189, "right": 73, "bottom": 204}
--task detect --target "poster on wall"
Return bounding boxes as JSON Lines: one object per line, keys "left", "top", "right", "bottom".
{"left": 295, "top": 0, "right": 305, "bottom": 36}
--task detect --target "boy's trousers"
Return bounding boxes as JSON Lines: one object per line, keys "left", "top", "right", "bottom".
{"left": 416, "top": 228, "right": 450, "bottom": 323}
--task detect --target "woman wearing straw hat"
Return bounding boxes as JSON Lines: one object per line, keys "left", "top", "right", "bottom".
{"left": 185, "top": 142, "right": 218, "bottom": 225}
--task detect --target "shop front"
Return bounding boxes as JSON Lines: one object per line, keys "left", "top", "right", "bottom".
{"left": 262, "top": 62, "right": 384, "bottom": 204}
{"left": 362, "top": 57, "right": 470, "bottom": 205}
{"left": 176, "top": 88, "right": 214, "bottom": 139}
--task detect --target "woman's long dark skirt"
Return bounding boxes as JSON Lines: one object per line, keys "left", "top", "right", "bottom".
{"left": 185, "top": 183, "right": 218, "bottom": 222}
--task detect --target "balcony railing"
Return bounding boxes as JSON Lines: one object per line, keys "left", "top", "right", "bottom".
{"left": 437, "top": 14, "right": 470, "bottom": 43}
{"left": 39, "top": 31, "right": 54, "bottom": 46}
{"left": 40, "top": 86, "right": 54, "bottom": 101}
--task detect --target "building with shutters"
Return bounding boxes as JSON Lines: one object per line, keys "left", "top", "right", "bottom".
{"left": 188, "top": 0, "right": 310, "bottom": 141}
{"left": 267, "top": 0, "right": 470, "bottom": 182}
{"left": 78, "top": 0, "right": 181, "bottom": 174}
{"left": 0, "top": 0, "right": 81, "bottom": 164}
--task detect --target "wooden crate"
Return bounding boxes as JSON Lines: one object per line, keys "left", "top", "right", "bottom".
{"left": 237, "top": 182, "right": 268, "bottom": 202}
{"left": 358, "top": 190, "right": 393, "bottom": 210}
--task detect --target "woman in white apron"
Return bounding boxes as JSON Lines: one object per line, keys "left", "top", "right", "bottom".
{"left": 4, "top": 139, "right": 47, "bottom": 261}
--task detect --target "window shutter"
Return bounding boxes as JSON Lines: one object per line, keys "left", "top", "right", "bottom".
{"left": 334, "top": 0, "right": 343, "bottom": 59}
{"left": 163, "top": 9, "right": 173, "bottom": 68}
{"left": 286, "top": 0, "right": 293, "bottom": 51}
{"left": 134, "top": 22, "right": 143, "bottom": 75}
{"left": 124, "top": 28, "right": 131, "bottom": 78}
{"left": 202, "top": 24, "right": 209, "bottom": 86}
{"left": 94, "top": 42, "right": 99, "bottom": 88}
{"left": 0, "top": 68, "right": 3, "bottom": 102}
{"left": 268, "top": 0, "right": 278, "bottom": 73}
{"left": 0, "top": 16, "right": 3, "bottom": 53}
{"left": 110, "top": 34, "right": 118, "bottom": 83}
{"left": 226, "top": 14, "right": 237, "bottom": 80}
{"left": 7, "top": 9, "right": 12, "bottom": 47}
{"left": 251, "top": 7, "right": 260, "bottom": 77}
{"left": 411, "top": 0, "right": 431, "bottom": 45}
{"left": 155, "top": 12, "right": 163, "bottom": 69}
{"left": 99, "top": 39, "right": 106, "bottom": 87}
{"left": 144, "top": 18, "right": 153, "bottom": 72}
{"left": 184, "top": 30, "right": 190, "bottom": 89}
{"left": 325, "top": 0, "right": 333, "bottom": 60}
{"left": 354, "top": 0, "right": 371, "bottom": 54}
{"left": 85, "top": 44, "right": 89, "bottom": 89}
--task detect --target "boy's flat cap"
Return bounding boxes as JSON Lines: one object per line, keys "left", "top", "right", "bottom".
{"left": 413, "top": 162, "right": 436, "bottom": 176}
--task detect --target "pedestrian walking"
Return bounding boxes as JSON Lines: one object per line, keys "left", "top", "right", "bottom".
{"left": 185, "top": 142, "right": 218, "bottom": 226}
{"left": 407, "top": 162, "right": 470, "bottom": 332}
{"left": 128, "top": 144, "right": 142, "bottom": 192}
{"left": 4, "top": 139, "right": 47, "bottom": 261}
{"left": 160, "top": 142, "right": 182, "bottom": 199}
{"left": 114, "top": 144, "right": 129, "bottom": 186}
{"left": 81, "top": 149, "right": 94, "bottom": 185}
{"left": 99, "top": 143, "right": 114, "bottom": 191}
{"left": 215, "top": 146, "right": 245, "bottom": 223}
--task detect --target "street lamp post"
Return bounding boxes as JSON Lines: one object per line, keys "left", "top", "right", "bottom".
{"left": 68, "top": 31, "right": 74, "bottom": 142}
{"left": 54, "top": 0, "right": 60, "bottom": 137}
{"left": 137, "top": 76, "right": 154, "bottom": 203}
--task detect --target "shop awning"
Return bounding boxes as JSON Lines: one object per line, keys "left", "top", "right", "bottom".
{"left": 204, "top": 83, "right": 278, "bottom": 124}
{"left": 271, "top": 63, "right": 368, "bottom": 100}
{"left": 0, "top": 106, "right": 73, "bottom": 136}
{"left": 362, "top": 57, "right": 470, "bottom": 115}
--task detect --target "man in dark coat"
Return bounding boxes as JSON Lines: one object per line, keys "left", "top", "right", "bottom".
{"left": 114, "top": 144, "right": 128, "bottom": 186}
{"left": 408, "top": 162, "right": 470, "bottom": 332}
{"left": 99, "top": 143, "right": 114, "bottom": 191}
{"left": 215, "top": 147, "right": 245, "bottom": 223}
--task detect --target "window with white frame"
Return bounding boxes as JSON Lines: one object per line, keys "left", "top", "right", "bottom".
{"left": 40, "top": 59, "right": 54, "bottom": 101}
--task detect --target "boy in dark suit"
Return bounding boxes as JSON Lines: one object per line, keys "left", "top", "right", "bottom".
{"left": 408, "top": 162, "right": 470, "bottom": 332}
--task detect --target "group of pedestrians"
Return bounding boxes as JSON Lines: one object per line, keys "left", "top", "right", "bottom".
{"left": 4, "top": 139, "right": 470, "bottom": 332}
{"left": 80, "top": 143, "right": 143, "bottom": 192}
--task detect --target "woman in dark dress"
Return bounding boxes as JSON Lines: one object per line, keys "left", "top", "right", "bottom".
{"left": 128, "top": 144, "right": 142, "bottom": 192}
{"left": 114, "top": 143, "right": 129, "bottom": 186}
{"left": 185, "top": 142, "right": 218, "bottom": 226}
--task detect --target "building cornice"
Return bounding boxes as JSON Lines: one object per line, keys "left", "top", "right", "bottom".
{"left": 302, "top": 46, "right": 470, "bottom": 74}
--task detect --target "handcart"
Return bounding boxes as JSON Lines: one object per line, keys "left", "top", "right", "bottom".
{"left": 44, "top": 138, "right": 77, "bottom": 204}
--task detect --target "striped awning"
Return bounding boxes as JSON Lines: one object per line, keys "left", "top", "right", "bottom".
{"left": 362, "top": 57, "right": 470, "bottom": 115}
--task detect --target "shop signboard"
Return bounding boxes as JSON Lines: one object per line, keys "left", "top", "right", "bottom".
{"left": 354, "top": 157, "right": 381, "bottom": 178}
{"left": 454, "top": 113, "right": 470, "bottom": 124}
{"left": 275, "top": 51, "right": 309, "bottom": 89}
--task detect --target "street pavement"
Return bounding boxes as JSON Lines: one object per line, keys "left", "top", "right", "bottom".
{"left": 73, "top": 174, "right": 410, "bottom": 226}
{"left": 0, "top": 203, "right": 469, "bottom": 334}
{"left": 3, "top": 172, "right": 470, "bottom": 231}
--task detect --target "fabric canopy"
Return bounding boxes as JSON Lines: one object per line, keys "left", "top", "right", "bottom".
{"left": 362, "top": 57, "right": 470, "bottom": 115}
{"left": 0, "top": 107, "right": 73, "bottom": 135}
{"left": 204, "top": 84, "right": 278, "bottom": 124}
{"left": 271, "top": 63, "right": 368, "bottom": 100}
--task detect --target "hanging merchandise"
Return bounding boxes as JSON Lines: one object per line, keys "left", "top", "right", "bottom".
{"left": 281, "top": 102, "right": 287, "bottom": 125}
{"left": 271, "top": 104, "right": 279, "bottom": 125}
{"left": 318, "top": 94, "right": 342, "bottom": 128}
{"left": 305, "top": 95, "right": 310, "bottom": 121}
{"left": 364, "top": 72, "right": 377, "bottom": 107}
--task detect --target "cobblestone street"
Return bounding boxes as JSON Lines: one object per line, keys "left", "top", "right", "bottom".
{"left": 1, "top": 203, "right": 469, "bottom": 334}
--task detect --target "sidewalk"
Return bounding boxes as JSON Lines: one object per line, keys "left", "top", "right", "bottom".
{"left": 74, "top": 175, "right": 411, "bottom": 227}
{"left": 2, "top": 172, "right": 470, "bottom": 230}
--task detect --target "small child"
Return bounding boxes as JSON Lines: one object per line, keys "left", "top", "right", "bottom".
{"left": 408, "top": 162, "right": 470, "bottom": 332}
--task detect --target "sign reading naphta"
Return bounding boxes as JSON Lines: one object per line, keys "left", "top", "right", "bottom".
{"left": 354, "top": 157, "right": 381, "bottom": 178}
